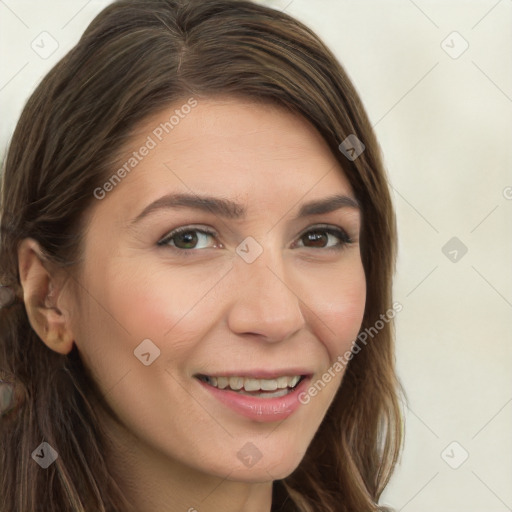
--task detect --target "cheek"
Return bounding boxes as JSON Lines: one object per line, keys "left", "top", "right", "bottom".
{"left": 88, "top": 254, "right": 230, "bottom": 338}
{"left": 300, "top": 258, "right": 366, "bottom": 361}
{"left": 73, "top": 255, "right": 232, "bottom": 381}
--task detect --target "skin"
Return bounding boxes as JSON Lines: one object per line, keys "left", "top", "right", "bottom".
{"left": 18, "top": 97, "right": 366, "bottom": 512}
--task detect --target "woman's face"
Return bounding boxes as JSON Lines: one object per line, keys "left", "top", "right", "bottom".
{"left": 68, "top": 96, "right": 366, "bottom": 482}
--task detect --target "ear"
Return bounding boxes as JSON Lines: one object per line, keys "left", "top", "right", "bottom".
{"left": 17, "top": 238, "right": 74, "bottom": 355}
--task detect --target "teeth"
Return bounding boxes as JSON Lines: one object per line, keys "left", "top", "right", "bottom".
{"left": 289, "top": 375, "right": 300, "bottom": 388}
{"left": 217, "top": 376, "right": 229, "bottom": 389}
{"left": 260, "top": 379, "right": 278, "bottom": 391}
{"left": 244, "top": 378, "right": 261, "bottom": 392}
{"left": 202, "top": 375, "right": 302, "bottom": 392}
{"left": 228, "top": 376, "right": 244, "bottom": 390}
{"left": 276, "top": 376, "right": 289, "bottom": 389}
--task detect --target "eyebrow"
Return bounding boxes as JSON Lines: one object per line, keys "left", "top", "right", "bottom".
{"left": 130, "top": 192, "right": 360, "bottom": 225}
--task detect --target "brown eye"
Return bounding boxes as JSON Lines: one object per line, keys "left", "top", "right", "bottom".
{"left": 302, "top": 230, "right": 329, "bottom": 247}
{"left": 158, "top": 227, "right": 218, "bottom": 250}
{"left": 174, "top": 231, "right": 199, "bottom": 249}
{"left": 296, "top": 226, "right": 351, "bottom": 250}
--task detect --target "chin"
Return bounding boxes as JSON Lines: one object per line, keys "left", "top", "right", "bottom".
{"left": 220, "top": 452, "right": 305, "bottom": 483}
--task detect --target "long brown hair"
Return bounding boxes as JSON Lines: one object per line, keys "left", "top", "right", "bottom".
{"left": 0, "top": 1, "right": 403, "bottom": 510}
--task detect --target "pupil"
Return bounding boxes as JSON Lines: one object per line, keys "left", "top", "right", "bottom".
{"left": 305, "top": 231, "right": 327, "bottom": 247}
{"left": 176, "top": 231, "right": 198, "bottom": 248}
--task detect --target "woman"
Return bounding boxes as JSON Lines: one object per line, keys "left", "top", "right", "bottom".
{"left": 0, "top": 1, "right": 404, "bottom": 510}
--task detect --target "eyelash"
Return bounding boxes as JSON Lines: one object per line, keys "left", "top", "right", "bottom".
{"left": 157, "top": 224, "right": 353, "bottom": 254}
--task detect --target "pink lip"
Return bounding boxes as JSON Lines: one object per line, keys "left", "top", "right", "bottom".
{"left": 196, "top": 375, "right": 311, "bottom": 422}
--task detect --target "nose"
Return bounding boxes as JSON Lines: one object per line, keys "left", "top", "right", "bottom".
{"left": 226, "top": 248, "right": 306, "bottom": 343}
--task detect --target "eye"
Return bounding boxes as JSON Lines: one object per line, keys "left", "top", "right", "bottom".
{"left": 293, "top": 225, "right": 352, "bottom": 250}
{"left": 157, "top": 226, "right": 220, "bottom": 250}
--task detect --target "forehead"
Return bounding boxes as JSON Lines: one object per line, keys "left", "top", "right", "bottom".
{"left": 91, "top": 96, "right": 355, "bottom": 222}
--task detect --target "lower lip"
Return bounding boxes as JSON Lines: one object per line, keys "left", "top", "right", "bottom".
{"left": 196, "top": 376, "right": 310, "bottom": 422}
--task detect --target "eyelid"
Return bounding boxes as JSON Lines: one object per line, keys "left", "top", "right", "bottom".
{"left": 157, "top": 225, "right": 219, "bottom": 247}
{"left": 157, "top": 223, "right": 354, "bottom": 253}
{"left": 293, "top": 223, "right": 353, "bottom": 248}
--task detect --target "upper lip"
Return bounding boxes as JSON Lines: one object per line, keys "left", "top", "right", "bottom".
{"left": 195, "top": 369, "right": 313, "bottom": 379}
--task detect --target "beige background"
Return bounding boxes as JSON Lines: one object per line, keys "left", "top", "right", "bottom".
{"left": 1, "top": 1, "right": 511, "bottom": 510}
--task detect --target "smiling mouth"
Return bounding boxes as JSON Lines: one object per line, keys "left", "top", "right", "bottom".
{"left": 196, "top": 374, "right": 306, "bottom": 398}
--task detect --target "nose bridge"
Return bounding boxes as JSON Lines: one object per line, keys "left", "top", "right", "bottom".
{"left": 227, "top": 244, "right": 306, "bottom": 341}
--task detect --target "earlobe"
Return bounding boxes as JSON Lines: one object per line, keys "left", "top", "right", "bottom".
{"left": 17, "top": 238, "right": 74, "bottom": 355}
